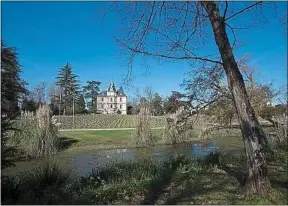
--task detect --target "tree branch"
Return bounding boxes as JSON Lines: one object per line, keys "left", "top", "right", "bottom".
{"left": 117, "top": 39, "right": 223, "bottom": 65}
{"left": 225, "top": 1, "right": 263, "bottom": 21}
{"left": 223, "top": 1, "right": 228, "bottom": 20}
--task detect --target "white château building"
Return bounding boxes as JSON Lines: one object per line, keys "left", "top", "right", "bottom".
{"left": 96, "top": 81, "right": 127, "bottom": 114}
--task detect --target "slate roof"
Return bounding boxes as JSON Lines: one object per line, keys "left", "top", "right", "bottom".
{"left": 97, "top": 82, "right": 126, "bottom": 97}
{"left": 117, "top": 86, "right": 126, "bottom": 96}
{"left": 108, "top": 81, "right": 116, "bottom": 92}
{"left": 98, "top": 91, "right": 107, "bottom": 96}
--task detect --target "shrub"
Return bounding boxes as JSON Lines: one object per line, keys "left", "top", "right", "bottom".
{"left": 7, "top": 105, "right": 61, "bottom": 158}
{"left": 7, "top": 119, "right": 60, "bottom": 157}
{"left": 131, "top": 106, "right": 155, "bottom": 147}
{"left": 23, "top": 159, "right": 70, "bottom": 189}
{"left": 163, "top": 107, "right": 195, "bottom": 144}
{"left": 1, "top": 159, "right": 70, "bottom": 205}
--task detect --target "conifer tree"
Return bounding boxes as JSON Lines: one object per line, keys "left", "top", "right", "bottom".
{"left": 56, "top": 63, "right": 80, "bottom": 115}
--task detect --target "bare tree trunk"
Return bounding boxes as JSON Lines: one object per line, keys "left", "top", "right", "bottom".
{"left": 202, "top": 1, "right": 271, "bottom": 196}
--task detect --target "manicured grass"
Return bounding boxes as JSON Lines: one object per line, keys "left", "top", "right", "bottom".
{"left": 59, "top": 129, "right": 165, "bottom": 151}
{"left": 59, "top": 129, "right": 244, "bottom": 153}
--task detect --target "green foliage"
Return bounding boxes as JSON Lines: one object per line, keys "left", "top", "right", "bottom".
{"left": 56, "top": 63, "right": 80, "bottom": 114}
{"left": 7, "top": 119, "right": 61, "bottom": 157}
{"left": 83, "top": 80, "right": 101, "bottom": 112}
{"left": 1, "top": 160, "right": 70, "bottom": 205}
{"left": 152, "top": 93, "right": 164, "bottom": 116}
{"left": 131, "top": 106, "right": 155, "bottom": 147}
{"left": 127, "top": 105, "right": 133, "bottom": 115}
{"left": 76, "top": 156, "right": 202, "bottom": 204}
{"left": 2, "top": 150, "right": 288, "bottom": 205}
{"left": 24, "top": 159, "right": 70, "bottom": 188}
{"left": 21, "top": 97, "right": 37, "bottom": 112}
{"left": 55, "top": 114, "right": 165, "bottom": 129}
{"left": 75, "top": 94, "right": 86, "bottom": 114}
{"left": 1, "top": 40, "right": 27, "bottom": 168}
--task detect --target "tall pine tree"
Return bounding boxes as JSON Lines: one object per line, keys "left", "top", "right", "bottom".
{"left": 56, "top": 63, "right": 80, "bottom": 115}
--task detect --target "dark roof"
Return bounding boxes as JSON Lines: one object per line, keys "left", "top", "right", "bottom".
{"left": 97, "top": 82, "right": 127, "bottom": 97}
{"left": 98, "top": 91, "right": 107, "bottom": 96}
{"left": 117, "top": 86, "right": 126, "bottom": 96}
{"left": 108, "top": 81, "right": 116, "bottom": 92}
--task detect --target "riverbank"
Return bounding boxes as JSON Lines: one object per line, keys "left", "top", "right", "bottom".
{"left": 58, "top": 128, "right": 243, "bottom": 152}
{"left": 2, "top": 129, "right": 244, "bottom": 177}
{"left": 2, "top": 145, "right": 287, "bottom": 205}
{"left": 58, "top": 129, "right": 164, "bottom": 152}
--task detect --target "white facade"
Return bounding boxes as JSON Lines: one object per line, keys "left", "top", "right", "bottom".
{"left": 96, "top": 81, "right": 127, "bottom": 114}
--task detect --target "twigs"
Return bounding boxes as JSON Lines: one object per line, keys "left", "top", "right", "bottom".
{"left": 225, "top": 1, "right": 263, "bottom": 21}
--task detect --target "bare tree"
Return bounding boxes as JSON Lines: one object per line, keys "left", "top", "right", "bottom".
{"left": 32, "top": 81, "right": 48, "bottom": 105}
{"left": 184, "top": 55, "right": 281, "bottom": 127}
{"left": 108, "top": 1, "right": 284, "bottom": 195}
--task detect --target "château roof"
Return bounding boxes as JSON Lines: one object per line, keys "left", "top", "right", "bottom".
{"left": 108, "top": 80, "right": 116, "bottom": 92}
{"left": 117, "top": 86, "right": 126, "bottom": 96}
{"left": 97, "top": 81, "right": 126, "bottom": 97}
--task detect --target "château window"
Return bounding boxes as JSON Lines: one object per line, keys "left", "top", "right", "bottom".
{"left": 120, "top": 97, "right": 122, "bottom": 102}
{"left": 110, "top": 98, "right": 113, "bottom": 102}
{"left": 110, "top": 104, "right": 112, "bottom": 108}
{"left": 120, "top": 104, "right": 122, "bottom": 109}
{"left": 102, "top": 98, "right": 104, "bottom": 101}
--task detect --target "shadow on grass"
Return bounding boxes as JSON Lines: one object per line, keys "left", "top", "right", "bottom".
{"left": 270, "top": 179, "right": 288, "bottom": 190}
{"left": 58, "top": 137, "right": 79, "bottom": 150}
{"left": 221, "top": 165, "right": 246, "bottom": 187}
{"left": 140, "top": 169, "right": 175, "bottom": 205}
{"left": 164, "top": 174, "right": 239, "bottom": 205}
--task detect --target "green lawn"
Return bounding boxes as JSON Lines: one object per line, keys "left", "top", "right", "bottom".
{"left": 59, "top": 129, "right": 165, "bottom": 151}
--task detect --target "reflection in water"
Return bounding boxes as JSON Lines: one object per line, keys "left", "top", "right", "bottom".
{"left": 192, "top": 142, "right": 219, "bottom": 158}
{"left": 59, "top": 142, "right": 221, "bottom": 176}
{"left": 3, "top": 138, "right": 243, "bottom": 178}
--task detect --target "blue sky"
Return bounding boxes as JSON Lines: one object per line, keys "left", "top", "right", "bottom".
{"left": 2, "top": 2, "right": 287, "bottom": 100}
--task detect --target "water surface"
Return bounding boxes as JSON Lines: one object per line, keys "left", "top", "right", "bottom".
{"left": 2, "top": 136, "right": 244, "bottom": 177}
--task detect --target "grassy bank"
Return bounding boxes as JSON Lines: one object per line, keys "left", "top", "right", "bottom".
{"left": 59, "top": 129, "right": 165, "bottom": 152}
{"left": 2, "top": 145, "right": 287, "bottom": 205}
{"left": 59, "top": 128, "right": 243, "bottom": 152}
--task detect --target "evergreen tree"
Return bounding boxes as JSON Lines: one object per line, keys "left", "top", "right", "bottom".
{"left": 48, "top": 83, "right": 61, "bottom": 115}
{"left": 83, "top": 80, "right": 101, "bottom": 112}
{"left": 152, "top": 93, "right": 164, "bottom": 116}
{"left": 75, "top": 94, "right": 86, "bottom": 114}
{"left": 21, "top": 97, "right": 37, "bottom": 113}
{"left": 1, "top": 40, "right": 27, "bottom": 168}
{"left": 56, "top": 63, "right": 80, "bottom": 115}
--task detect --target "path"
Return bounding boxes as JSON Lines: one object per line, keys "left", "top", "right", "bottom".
{"left": 59, "top": 127, "right": 165, "bottom": 132}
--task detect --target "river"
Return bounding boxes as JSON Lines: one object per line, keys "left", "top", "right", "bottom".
{"left": 2, "top": 136, "right": 244, "bottom": 178}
